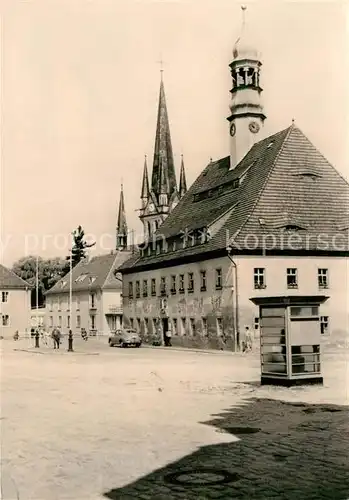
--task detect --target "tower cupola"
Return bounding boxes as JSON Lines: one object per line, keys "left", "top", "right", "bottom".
{"left": 228, "top": 5, "right": 266, "bottom": 170}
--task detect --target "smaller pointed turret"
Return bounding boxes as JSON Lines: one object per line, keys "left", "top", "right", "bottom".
{"left": 116, "top": 184, "right": 128, "bottom": 250}
{"left": 141, "top": 155, "right": 150, "bottom": 208}
{"left": 179, "top": 155, "right": 187, "bottom": 198}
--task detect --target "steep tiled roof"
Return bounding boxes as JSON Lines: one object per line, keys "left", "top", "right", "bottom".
{"left": 0, "top": 264, "right": 31, "bottom": 289}
{"left": 120, "top": 125, "right": 349, "bottom": 273}
{"left": 46, "top": 251, "right": 132, "bottom": 295}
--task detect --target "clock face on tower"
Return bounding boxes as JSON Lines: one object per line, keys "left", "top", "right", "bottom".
{"left": 230, "top": 122, "right": 236, "bottom": 137}
{"left": 249, "top": 121, "right": 260, "bottom": 134}
{"left": 148, "top": 203, "right": 155, "bottom": 212}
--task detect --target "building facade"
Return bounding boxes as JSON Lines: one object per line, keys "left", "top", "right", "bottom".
{"left": 0, "top": 264, "right": 31, "bottom": 338}
{"left": 119, "top": 8, "right": 349, "bottom": 350}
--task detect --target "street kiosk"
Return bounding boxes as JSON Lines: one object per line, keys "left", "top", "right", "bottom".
{"left": 250, "top": 295, "right": 328, "bottom": 386}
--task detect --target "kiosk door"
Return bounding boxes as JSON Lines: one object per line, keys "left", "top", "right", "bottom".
{"left": 260, "top": 306, "right": 287, "bottom": 377}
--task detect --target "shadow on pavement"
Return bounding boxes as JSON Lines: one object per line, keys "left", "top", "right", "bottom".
{"left": 103, "top": 397, "right": 349, "bottom": 500}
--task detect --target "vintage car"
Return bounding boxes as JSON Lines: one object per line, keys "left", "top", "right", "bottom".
{"left": 108, "top": 329, "right": 142, "bottom": 348}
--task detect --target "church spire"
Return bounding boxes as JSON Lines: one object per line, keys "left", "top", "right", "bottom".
{"left": 141, "top": 155, "right": 150, "bottom": 207}
{"left": 151, "top": 76, "right": 177, "bottom": 202}
{"left": 228, "top": 5, "right": 266, "bottom": 170}
{"left": 116, "top": 184, "right": 128, "bottom": 250}
{"left": 179, "top": 155, "right": 187, "bottom": 198}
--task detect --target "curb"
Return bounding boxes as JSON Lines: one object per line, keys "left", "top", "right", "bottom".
{"left": 141, "top": 345, "right": 249, "bottom": 355}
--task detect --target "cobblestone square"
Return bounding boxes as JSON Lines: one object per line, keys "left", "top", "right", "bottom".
{"left": 1, "top": 338, "right": 348, "bottom": 499}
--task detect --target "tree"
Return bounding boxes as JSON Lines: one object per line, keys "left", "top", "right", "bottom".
{"left": 12, "top": 256, "right": 67, "bottom": 308}
{"left": 62, "top": 225, "right": 95, "bottom": 275}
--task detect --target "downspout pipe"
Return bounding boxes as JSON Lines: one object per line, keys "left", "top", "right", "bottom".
{"left": 227, "top": 247, "right": 240, "bottom": 351}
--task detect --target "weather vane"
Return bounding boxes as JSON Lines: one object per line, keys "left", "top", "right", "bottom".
{"left": 241, "top": 5, "right": 247, "bottom": 25}
{"left": 158, "top": 55, "right": 165, "bottom": 79}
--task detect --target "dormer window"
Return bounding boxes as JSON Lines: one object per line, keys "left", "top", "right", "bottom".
{"left": 89, "top": 276, "right": 96, "bottom": 285}
{"left": 75, "top": 273, "right": 88, "bottom": 283}
{"left": 282, "top": 224, "right": 306, "bottom": 232}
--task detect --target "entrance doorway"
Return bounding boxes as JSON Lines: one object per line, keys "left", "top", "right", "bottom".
{"left": 162, "top": 318, "right": 170, "bottom": 346}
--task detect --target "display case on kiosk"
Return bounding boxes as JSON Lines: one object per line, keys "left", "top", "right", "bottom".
{"left": 249, "top": 295, "right": 328, "bottom": 386}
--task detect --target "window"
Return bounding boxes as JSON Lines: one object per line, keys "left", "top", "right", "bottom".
{"left": 320, "top": 316, "right": 329, "bottom": 334}
{"left": 129, "top": 318, "right": 134, "bottom": 329}
{"left": 90, "top": 315, "right": 96, "bottom": 330}
{"left": 217, "top": 317, "right": 223, "bottom": 336}
{"left": 254, "top": 268, "right": 266, "bottom": 289}
{"left": 318, "top": 269, "right": 328, "bottom": 289}
{"left": 1, "top": 292, "right": 8, "bottom": 303}
{"left": 287, "top": 268, "right": 298, "bottom": 288}
{"left": 136, "top": 318, "right": 141, "bottom": 331}
{"left": 188, "top": 272, "right": 194, "bottom": 293}
{"left": 254, "top": 317, "right": 260, "bottom": 331}
{"left": 200, "top": 271, "right": 207, "bottom": 291}
{"left": 160, "top": 277, "right": 167, "bottom": 296}
{"left": 215, "top": 268, "right": 222, "bottom": 290}
{"left": 48, "top": 299, "right": 53, "bottom": 312}
{"left": 57, "top": 297, "right": 61, "bottom": 311}
{"left": 58, "top": 316, "right": 62, "bottom": 327}
{"left": 135, "top": 281, "right": 140, "bottom": 298}
{"left": 90, "top": 293, "right": 96, "bottom": 308}
{"left": 129, "top": 282, "right": 133, "bottom": 299}
{"left": 144, "top": 318, "right": 149, "bottom": 334}
{"left": 172, "top": 318, "right": 178, "bottom": 335}
{"left": 181, "top": 317, "right": 186, "bottom": 334}
{"left": 190, "top": 318, "right": 196, "bottom": 336}
{"left": 171, "top": 275, "right": 176, "bottom": 295}
{"left": 2, "top": 314, "right": 9, "bottom": 326}
{"left": 151, "top": 279, "right": 156, "bottom": 296}
{"left": 143, "top": 280, "right": 148, "bottom": 297}
{"left": 67, "top": 315, "right": 70, "bottom": 328}
{"left": 179, "top": 275, "right": 185, "bottom": 294}
{"left": 49, "top": 316, "right": 54, "bottom": 327}
{"left": 202, "top": 317, "right": 208, "bottom": 335}
{"left": 75, "top": 273, "right": 88, "bottom": 283}
{"left": 89, "top": 276, "right": 97, "bottom": 285}
{"left": 76, "top": 296, "right": 80, "bottom": 310}
{"left": 172, "top": 240, "right": 177, "bottom": 252}
{"left": 76, "top": 315, "right": 81, "bottom": 328}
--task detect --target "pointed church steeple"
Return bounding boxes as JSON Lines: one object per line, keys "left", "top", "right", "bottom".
{"left": 116, "top": 184, "right": 128, "bottom": 250}
{"left": 141, "top": 155, "right": 150, "bottom": 208}
{"left": 151, "top": 77, "right": 177, "bottom": 201}
{"left": 179, "top": 155, "right": 187, "bottom": 198}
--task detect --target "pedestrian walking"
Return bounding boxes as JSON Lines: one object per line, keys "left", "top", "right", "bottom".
{"left": 165, "top": 330, "right": 172, "bottom": 347}
{"left": 245, "top": 326, "right": 252, "bottom": 352}
{"left": 52, "top": 327, "right": 61, "bottom": 349}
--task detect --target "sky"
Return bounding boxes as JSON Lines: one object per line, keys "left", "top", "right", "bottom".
{"left": 1, "top": 0, "right": 348, "bottom": 266}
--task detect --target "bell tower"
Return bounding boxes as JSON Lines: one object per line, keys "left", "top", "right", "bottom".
{"left": 228, "top": 6, "right": 266, "bottom": 170}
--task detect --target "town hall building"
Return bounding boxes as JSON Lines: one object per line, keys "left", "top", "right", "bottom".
{"left": 119, "top": 9, "right": 349, "bottom": 350}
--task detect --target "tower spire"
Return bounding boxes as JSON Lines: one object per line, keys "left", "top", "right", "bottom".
{"left": 179, "top": 154, "right": 187, "bottom": 198}
{"left": 141, "top": 155, "right": 150, "bottom": 205}
{"left": 151, "top": 75, "right": 177, "bottom": 203}
{"left": 228, "top": 5, "right": 266, "bottom": 170}
{"left": 116, "top": 183, "right": 128, "bottom": 250}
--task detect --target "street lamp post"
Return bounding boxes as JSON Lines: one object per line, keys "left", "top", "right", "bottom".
{"left": 68, "top": 233, "right": 74, "bottom": 352}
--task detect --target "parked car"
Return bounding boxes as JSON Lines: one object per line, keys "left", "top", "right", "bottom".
{"left": 108, "top": 329, "right": 142, "bottom": 348}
